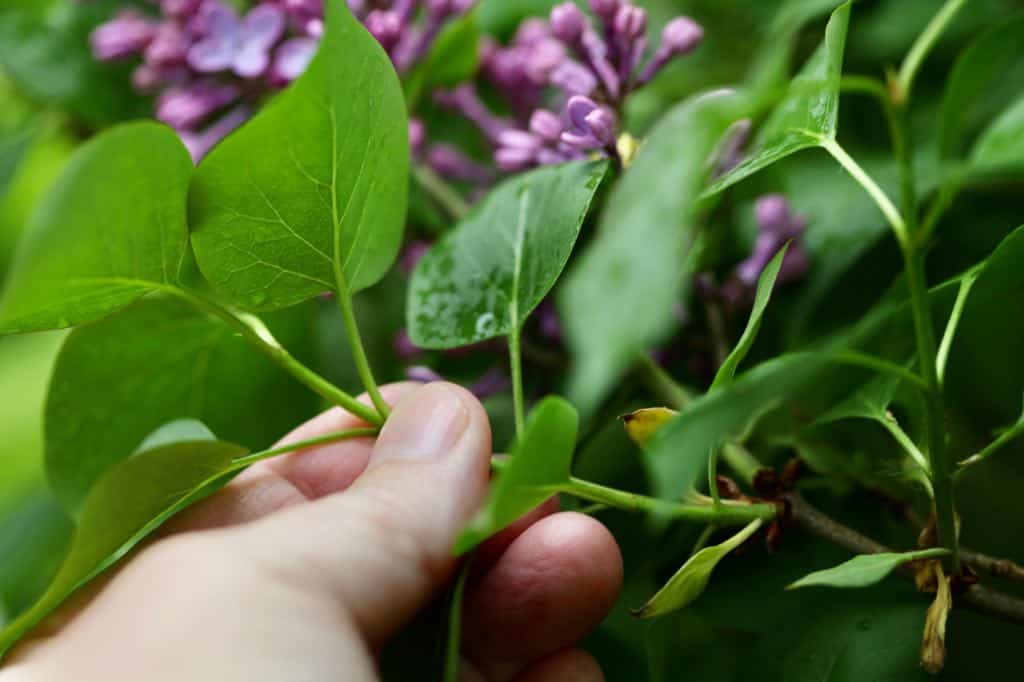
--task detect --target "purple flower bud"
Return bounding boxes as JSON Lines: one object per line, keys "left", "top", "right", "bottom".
{"left": 495, "top": 130, "right": 543, "bottom": 171}
{"left": 364, "top": 10, "right": 404, "bottom": 53}
{"left": 613, "top": 5, "right": 647, "bottom": 41}
{"left": 549, "top": 60, "right": 598, "bottom": 96}
{"left": 778, "top": 245, "right": 811, "bottom": 285}
{"left": 427, "top": 144, "right": 494, "bottom": 184}
{"left": 269, "top": 37, "right": 318, "bottom": 86}
{"left": 550, "top": 3, "right": 587, "bottom": 44}
{"left": 394, "top": 329, "right": 421, "bottom": 360}
{"left": 144, "top": 22, "right": 190, "bottom": 67}
{"left": 156, "top": 80, "right": 240, "bottom": 129}
{"left": 661, "top": 17, "right": 703, "bottom": 56}
{"left": 514, "top": 18, "right": 553, "bottom": 46}
{"left": 426, "top": 0, "right": 474, "bottom": 20}
{"left": 537, "top": 300, "right": 563, "bottom": 342}
{"left": 161, "top": 0, "right": 202, "bottom": 18}
{"left": 755, "top": 194, "right": 790, "bottom": 232}
{"left": 589, "top": 0, "right": 622, "bottom": 21}
{"left": 409, "top": 118, "right": 426, "bottom": 154}
{"left": 91, "top": 10, "right": 157, "bottom": 61}
{"left": 529, "top": 110, "right": 563, "bottom": 143}
{"left": 406, "top": 365, "right": 446, "bottom": 383}
{"left": 523, "top": 39, "right": 566, "bottom": 85}
{"left": 435, "top": 85, "right": 513, "bottom": 145}
{"left": 561, "top": 95, "right": 616, "bottom": 149}
{"left": 469, "top": 368, "right": 511, "bottom": 399}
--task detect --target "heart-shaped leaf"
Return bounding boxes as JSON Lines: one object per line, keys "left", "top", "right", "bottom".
{"left": 633, "top": 519, "right": 763, "bottom": 618}
{"left": 455, "top": 396, "right": 578, "bottom": 554}
{"left": 937, "top": 17, "right": 1024, "bottom": 160}
{"left": 190, "top": 0, "right": 408, "bottom": 311}
{"left": 703, "top": 1, "right": 851, "bottom": 198}
{"left": 0, "top": 122, "right": 192, "bottom": 334}
{"left": 560, "top": 90, "right": 751, "bottom": 416}
{"left": 711, "top": 243, "right": 790, "bottom": 390}
{"left": 45, "top": 297, "right": 316, "bottom": 516}
{"left": 408, "top": 160, "right": 607, "bottom": 349}
{"left": 787, "top": 548, "right": 948, "bottom": 590}
{"left": 0, "top": 422, "right": 248, "bottom": 657}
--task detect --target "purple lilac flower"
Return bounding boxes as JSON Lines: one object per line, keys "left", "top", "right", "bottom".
{"left": 91, "top": 0, "right": 476, "bottom": 162}
{"left": 698, "top": 195, "right": 811, "bottom": 311}
{"left": 405, "top": 365, "right": 510, "bottom": 400}
{"left": 435, "top": 0, "right": 703, "bottom": 175}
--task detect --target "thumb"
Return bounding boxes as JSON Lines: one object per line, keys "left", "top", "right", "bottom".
{"left": 234, "top": 382, "right": 492, "bottom": 645}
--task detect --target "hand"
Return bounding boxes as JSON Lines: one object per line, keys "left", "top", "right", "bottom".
{"left": 3, "top": 383, "right": 623, "bottom": 681}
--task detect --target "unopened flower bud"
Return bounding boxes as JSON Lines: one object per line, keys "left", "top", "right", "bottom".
{"left": 364, "top": 10, "right": 404, "bottom": 52}
{"left": 661, "top": 17, "right": 703, "bottom": 56}
{"left": 584, "top": 108, "right": 615, "bottom": 146}
{"left": 91, "top": 10, "right": 157, "bottom": 61}
{"left": 755, "top": 194, "right": 791, "bottom": 231}
{"left": 589, "top": 0, "right": 622, "bottom": 21}
{"left": 551, "top": 3, "right": 586, "bottom": 44}
{"left": 613, "top": 5, "right": 647, "bottom": 41}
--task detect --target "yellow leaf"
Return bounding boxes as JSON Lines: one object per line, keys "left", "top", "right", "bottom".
{"left": 621, "top": 407, "right": 678, "bottom": 447}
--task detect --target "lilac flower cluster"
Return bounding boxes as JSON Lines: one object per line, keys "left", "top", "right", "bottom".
{"left": 91, "top": 0, "right": 474, "bottom": 161}
{"left": 699, "top": 194, "right": 811, "bottom": 311}
{"left": 426, "top": 0, "right": 703, "bottom": 178}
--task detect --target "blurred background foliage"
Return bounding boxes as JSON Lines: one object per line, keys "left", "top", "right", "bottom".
{"left": 1, "top": 0, "right": 1023, "bottom": 679}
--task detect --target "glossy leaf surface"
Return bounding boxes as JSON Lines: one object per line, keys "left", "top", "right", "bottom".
{"left": 703, "top": 2, "right": 850, "bottom": 197}
{"left": 788, "top": 549, "right": 948, "bottom": 590}
{"left": 634, "top": 520, "right": 763, "bottom": 618}
{"left": 455, "top": 397, "right": 577, "bottom": 554}
{"left": 408, "top": 161, "right": 606, "bottom": 348}
{"left": 0, "top": 123, "right": 192, "bottom": 334}
{"left": 710, "top": 244, "right": 789, "bottom": 389}
{"left": 190, "top": 0, "right": 408, "bottom": 310}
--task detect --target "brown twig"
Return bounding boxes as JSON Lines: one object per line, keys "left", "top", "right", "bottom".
{"left": 905, "top": 507, "right": 1024, "bottom": 582}
{"left": 785, "top": 492, "right": 1024, "bottom": 625}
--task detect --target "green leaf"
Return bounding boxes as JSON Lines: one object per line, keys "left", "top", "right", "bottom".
{"left": 0, "top": 123, "right": 192, "bottom": 334}
{"left": 0, "top": 425, "right": 248, "bottom": 657}
{"left": 969, "top": 94, "right": 1024, "bottom": 175}
{"left": 190, "top": 0, "right": 408, "bottom": 311}
{"left": 46, "top": 298, "right": 316, "bottom": 516}
{"left": 0, "top": 126, "right": 34, "bottom": 201}
{"left": 788, "top": 549, "right": 948, "bottom": 591}
{"left": 646, "top": 352, "right": 832, "bottom": 499}
{"left": 442, "top": 565, "right": 470, "bottom": 682}
{"left": 813, "top": 372, "right": 904, "bottom": 426}
{"left": 633, "top": 520, "right": 763, "bottom": 618}
{"left": 937, "top": 17, "right": 1024, "bottom": 159}
{"left": 408, "top": 160, "right": 607, "bottom": 349}
{"left": 455, "top": 396, "right": 578, "bottom": 554}
{"left": 560, "top": 90, "right": 750, "bottom": 416}
{"left": 703, "top": 1, "right": 851, "bottom": 197}
{"left": 405, "top": 11, "right": 480, "bottom": 107}
{"left": 710, "top": 243, "right": 789, "bottom": 390}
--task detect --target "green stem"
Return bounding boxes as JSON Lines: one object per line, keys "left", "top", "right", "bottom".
{"left": 958, "top": 421, "right": 1024, "bottom": 471}
{"left": 636, "top": 353, "right": 693, "bottom": 409}
{"left": 896, "top": 0, "right": 969, "bottom": 103}
{"left": 880, "top": 413, "right": 931, "bottom": 474}
{"left": 904, "top": 247, "right": 960, "bottom": 570}
{"left": 509, "top": 327, "right": 526, "bottom": 438}
{"left": 335, "top": 279, "right": 390, "bottom": 420}
{"left": 230, "top": 427, "right": 379, "bottom": 469}
{"left": 174, "top": 288, "right": 383, "bottom": 426}
{"left": 708, "top": 447, "right": 721, "bottom": 507}
{"left": 561, "top": 477, "right": 776, "bottom": 524}
{"left": 820, "top": 137, "right": 909, "bottom": 247}
{"left": 937, "top": 270, "right": 979, "bottom": 385}
{"left": 413, "top": 164, "right": 471, "bottom": 221}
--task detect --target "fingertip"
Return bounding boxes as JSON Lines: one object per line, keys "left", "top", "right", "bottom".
{"left": 513, "top": 649, "right": 604, "bottom": 682}
{"left": 462, "top": 512, "right": 623, "bottom": 666}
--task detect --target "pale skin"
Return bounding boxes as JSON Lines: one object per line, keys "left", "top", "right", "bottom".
{"left": 1, "top": 382, "right": 623, "bottom": 681}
